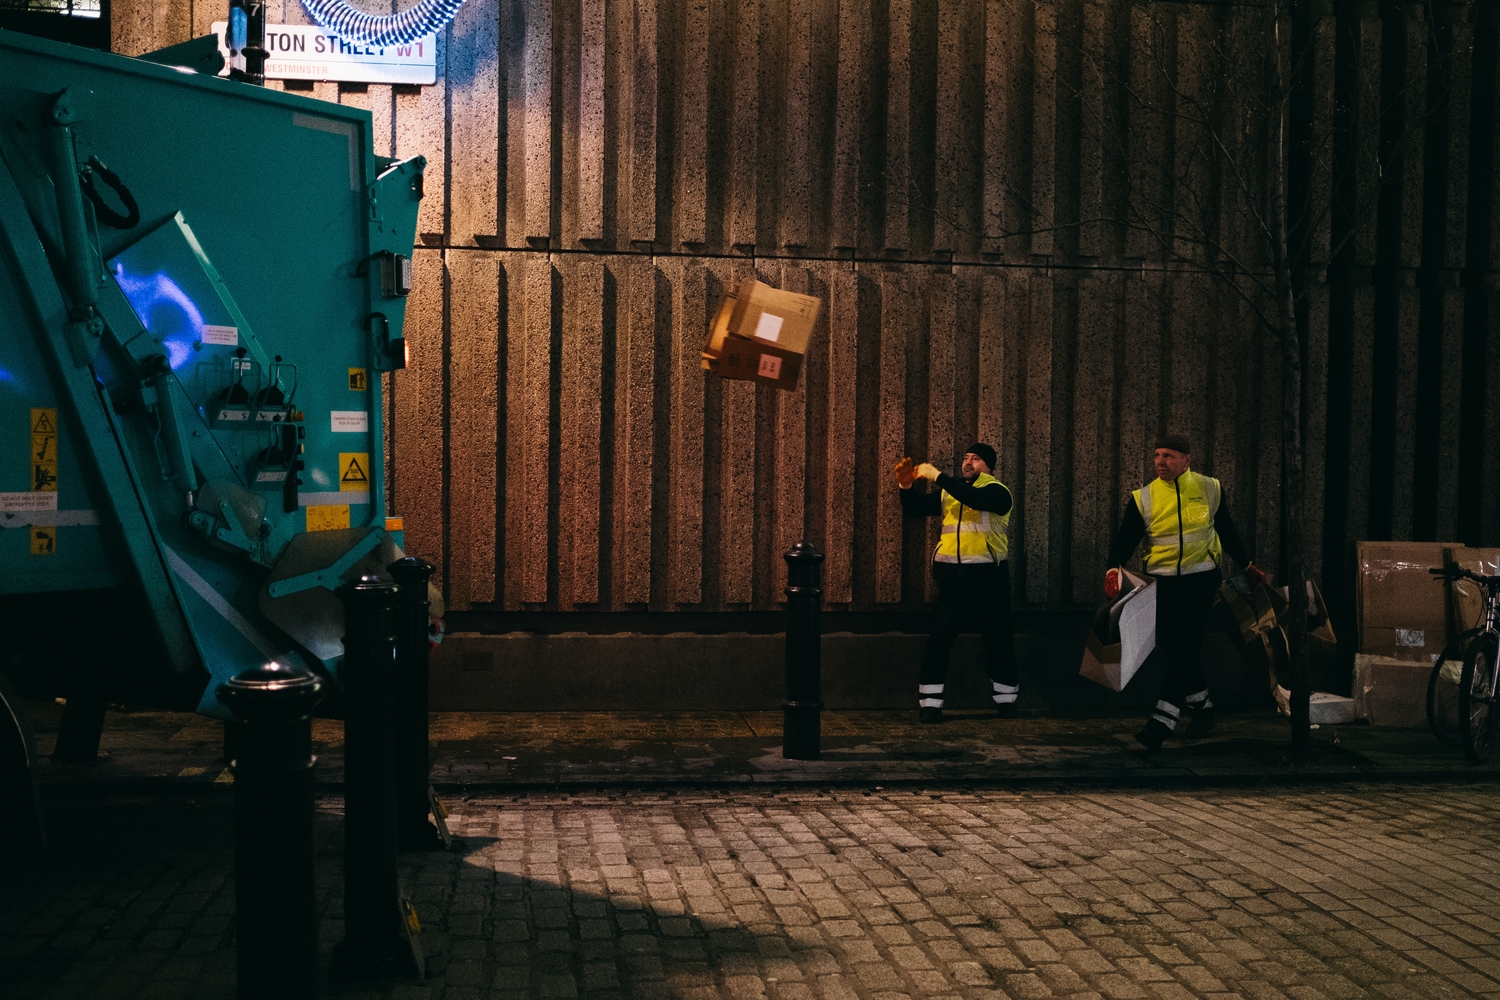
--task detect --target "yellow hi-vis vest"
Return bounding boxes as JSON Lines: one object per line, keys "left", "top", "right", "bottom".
{"left": 933, "top": 472, "right": 1010, "bottom": 565}
{"left": 1132, "top": 469, "right": 1223, "bottom": 575}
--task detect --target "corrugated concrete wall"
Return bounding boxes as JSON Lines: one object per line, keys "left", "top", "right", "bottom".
{"left": 113, "top": 0, "right": 1500, "bottom": 620}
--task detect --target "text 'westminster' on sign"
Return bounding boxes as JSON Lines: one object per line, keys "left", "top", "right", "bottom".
{"left": 210, "top": 22, "right": 436, "bottom": 85}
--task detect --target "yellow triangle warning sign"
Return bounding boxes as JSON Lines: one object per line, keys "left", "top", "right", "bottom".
{"left": 339, "top": 452, "right": 370, "bottom": 491}
{"left": 31, "top": 408, "right": 56, "bottom": 435}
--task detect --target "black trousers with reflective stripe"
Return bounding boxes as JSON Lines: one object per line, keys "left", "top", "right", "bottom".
{"left": 1149, "top": 570, "right": 1220, "bottom": 713}
{"left": 919, "top": 563, "right": 1019, "bottom": 691}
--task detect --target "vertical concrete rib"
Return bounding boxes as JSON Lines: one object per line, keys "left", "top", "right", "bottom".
{"left": 670, "top": 262, "right": 705, "bottom": 603}
{"left": 396, "top": 33, "right": 447, "bottom": 240}
{"left": 1303, "top": 284, "right": 1328, "bottom": 581}
{"left": 977, "top": 273, "right": 1006, "bottom": 451}
{"left": 925, "top": 272, "right": 956, "bottom": 603}
{"left": 677, "top": 0, "right": 709, "bottom": 246}
{"left": 578, "top": 0, "right": 606, "bottom": 241}
{"left": 824, "top": 265, "right": 858, "bottom": 604}
{"left": 394, "top": 250, "right": 447, "bottom": 589}
{"left": 447, "top": 251, "right": 500, "bottom": 610}
{"left": 616, "top": 256, "right": 656, "bottom": 604}
{"left": 564, "top": 258, "right": 604, "bottom": 604}
{"left": 1023, "top": 272, "right": 1052, "bottom": 604}
{"left": 981, "top": 0, "right": 1010, "bottom": 255}
{"left": 1435, "top": 290, "right": 1464, "bottom": 541}
{"left": 1253, "top": 309, "right": 1281, "bottom": 569}
{"left": 518, "top": 254, "right": 553, "bottom": 603}
{"left": 1072, "top": 273, "right": 1114, "bottom": 603}
{"left": 1167, "top": 273, "right": 1208, "bottom": 453}
{"left": 1122, "top": 272, "right": 1164, "bottom": 500}
{"left": 932, "top": 0, "right": 961, "bottom": 253}
{"left": 884, "top": 0, "right": 911, "bottom": 252}
{"left": 729, "top": 0, "right": 760, "bottom": 247}
{"left": 631, "top": 0, "right": 660, "bottom": 244}
{"left": 1307, "top": 16, "right": 1335, "bottom": 266}
{"left": 1391, "top": 283, "right": 1420, "bottom": 539}
{"left": 1125, "top": 5, "right": 1165, "bottom": 259}
{"left": 774, "top": 264, "right": 811, "bottom": 568}
{"left": 1078, "top": 0, "right": 1106, "bottom": 258}
{"left": 1399, "top": 18, "right": 1426, "bottom": 269}
{"left": 831, "top": 0, "right": 865, "bottom": 250}
{"left": 876, "top": 269, "right": 908, "bottom": 603}
{"left": 1030, "top": 2, "right": 1056, "bottom": 258}
{"left": 1345, "top": 286, "right": 1374, "bottom": 548}
{"left": 1444, "top": 15, "right": 1472, "bottom": 271}
{"left": 1354, "top": 15, "right": 1381, "bottom": 267}
{"left": 523, "top": 0, "right": 553, "bottom": 243}
{"left": 781, "top": 0, "right": 813, "bottom": 249}
{"left": 449, "top": 0, "right": 501, "bottom": 246}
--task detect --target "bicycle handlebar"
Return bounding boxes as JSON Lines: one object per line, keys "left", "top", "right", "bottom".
{"left": 1429, "top": 562, "right": 1500, "bottom": 590}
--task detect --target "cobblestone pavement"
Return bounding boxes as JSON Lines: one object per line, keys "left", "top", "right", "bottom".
{"left": 7, "top": 784, "right": 1500, "bottom": 999}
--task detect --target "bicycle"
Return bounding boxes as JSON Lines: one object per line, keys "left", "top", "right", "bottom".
{"left": 1426, "top": 563, "right": 1500, "bottom": 763}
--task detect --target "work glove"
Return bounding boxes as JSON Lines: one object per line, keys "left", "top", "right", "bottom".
{"left": 1104, "top": 567, "right": 1123, "bottom": 600}
{"left": 1244, "top": 563, "right": 1269, "bottom": 587}
{"left": 894, "top": 456, "right": 916, "bottom": 489}
{"left": 915, "top": 462, "right": 941, "bottom": 482}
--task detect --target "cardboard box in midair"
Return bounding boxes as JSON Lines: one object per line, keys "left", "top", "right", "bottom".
{"left": 702, "top": 279, "right": 822, "bottom": 391}
{"left": 1355, "top": 541, "right": 1457, "bottom": 662}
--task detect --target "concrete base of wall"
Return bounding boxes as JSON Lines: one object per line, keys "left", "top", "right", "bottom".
{"left": 431, "top": 631, "right": 1270, "bottom": 715}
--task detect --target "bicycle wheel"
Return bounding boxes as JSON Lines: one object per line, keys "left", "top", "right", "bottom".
{"left": 1458, "top": 632, "right": 1500, "bottom": 763}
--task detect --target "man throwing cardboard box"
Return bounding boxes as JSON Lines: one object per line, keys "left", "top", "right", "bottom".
{"left": 896, "top": 444, "right": 1020, "bottom": 723}
{"left": 1105, "top": 434, "right": 1265, "bottom": 750}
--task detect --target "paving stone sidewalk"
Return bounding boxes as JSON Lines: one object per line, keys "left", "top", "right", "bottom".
{"left": 6, "top": 783, "right": 1500, "bottom": 999}
{"left": 20, "top": 701, "right": 1500, "bottom": 792}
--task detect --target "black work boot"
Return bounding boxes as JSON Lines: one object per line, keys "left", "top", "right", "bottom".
{"left": 919, "top": 707, "right": 944, "bottom": 724}
{"left": 1134, "top": 718, "right": 1172, "bottom": 751}
{"left": 994, "top": 702, "right": 1018, "bottom": 719}
{"left": 1182, "top": 706, "right": 1216, "bottom": 740}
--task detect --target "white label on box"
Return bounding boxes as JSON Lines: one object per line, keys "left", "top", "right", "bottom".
{"left": 201, "top": 324, "right": 238, "bottom": 346}
{"left": 1395, "top": 628, "right": 1425, "bottom": 647}
{"left": 331, "top": 411, "right": 369, "bottom": 433}
{"left": 753, "top": 312, "right": 784, "bottom": 343}
{"left": 757, "top": 354, "right": 782, "bottom": 379}
{"left": 0, "top": 492, "right": 58, "bottom": 512}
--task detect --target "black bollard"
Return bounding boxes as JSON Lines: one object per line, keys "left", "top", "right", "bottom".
{"left": 331, "top": 574, "right": 421, "bottom": 982}
{"left": 387, "top": 556, "right": 447, "bottom": 853}
{"left": 216, "top": 661, "right": 326, "bottom": 1000}
{"left": 783, "top": 541, "right": 825, "bottom": 761}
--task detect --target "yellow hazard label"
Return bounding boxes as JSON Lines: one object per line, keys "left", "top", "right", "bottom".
{"left": 348, "top": 368, "right": 368, "bottom": 391}
{"left": 339, "top": 453, "right": 370, "bottom": 490}
{"left": 30, "top": 525, "right": 55, "bottom": 555}
{"left": 385, "top": 517, "right": 404, "bottom": 532}
{"left": 31, "top": 408, "right": 57, "bottom": 493}
{"left": 306, "top": 505, "right": 350, "bottom": 532}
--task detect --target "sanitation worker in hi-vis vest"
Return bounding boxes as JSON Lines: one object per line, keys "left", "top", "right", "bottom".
{"left": 895, "top": 444, "right": 1020, "bottom": 724}
{"left": 1105, "top": 434, "right": 1267, "bottom": 750}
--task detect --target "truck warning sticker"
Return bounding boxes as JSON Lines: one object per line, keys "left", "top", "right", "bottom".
{"left": 339, "top": 453, "right": 370, "bottom": 491}
{"left": 30, "top": 526, "right": 54, "bottom": 555}
{"left": 348, "top": 368, "right": 368, "bottom": 391}
{"left": 306, "top": 505, "right": 351, "bottom": 532}
{"left": 31, "top": 407, "right": 57, "bottom": 495}
{"left": 331, "top": 410, "right": 368, "bottom": 433}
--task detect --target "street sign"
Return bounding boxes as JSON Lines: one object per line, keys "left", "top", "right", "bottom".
{"left": 210, "top": 22, "right": 437, "bottom": 85}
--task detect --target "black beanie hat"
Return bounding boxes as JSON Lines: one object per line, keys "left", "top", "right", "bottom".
{"left": 1155, "top": 433, "right": 1192, "bottom": 455}
{"left": 966, "top": 442, "right": 997, "bottom": 473}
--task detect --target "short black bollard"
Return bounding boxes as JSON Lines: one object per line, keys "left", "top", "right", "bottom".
{"left": 783, "top": 541, "right": 825, "bottom": 761}
{"left": 387, "top": 556, "right": 447, "bottom": 853}
{"left": 330, "top": 574, "right": 421, "bottom": 982}
{"left": 216, "top": 661, "right": 326, "bottom": 1000}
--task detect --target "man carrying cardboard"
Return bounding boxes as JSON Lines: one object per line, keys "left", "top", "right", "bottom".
{"left": 1105, "top": 434, "right": 1265, "bottom": 750}
{"left": 896, "top": 444, "right": 1020, "bottom": 723}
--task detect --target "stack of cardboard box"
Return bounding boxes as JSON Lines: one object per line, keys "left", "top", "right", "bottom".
{"left": 1352, "top": 540, "right": 1474, "bottom": 727}
{"left": 702, "top": 279, "right": 822, "bottom": 391}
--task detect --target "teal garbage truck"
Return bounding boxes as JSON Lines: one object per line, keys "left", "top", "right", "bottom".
{"left": 0, "top": 27, "right": 425, "bottom": 842}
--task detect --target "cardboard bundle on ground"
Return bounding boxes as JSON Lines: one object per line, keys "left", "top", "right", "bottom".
{"left": 1352, "top": 653, "right": 1431, "bottom": 727}
{"left": 1079, "top": 570, "right": 1155, "bottom": 691}
{"left": 1217, "top": 580, "right": 1289, "bottom": 690}
{"left": 1355, "top": 541, "right": 1456, "bottom": 662}
{"left": 702, "top": 279, "right": 821, "bottom": 391}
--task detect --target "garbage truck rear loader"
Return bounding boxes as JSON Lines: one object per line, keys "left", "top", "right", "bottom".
{"left": 0, "top": 27, "right": 425, "bottom": 845}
